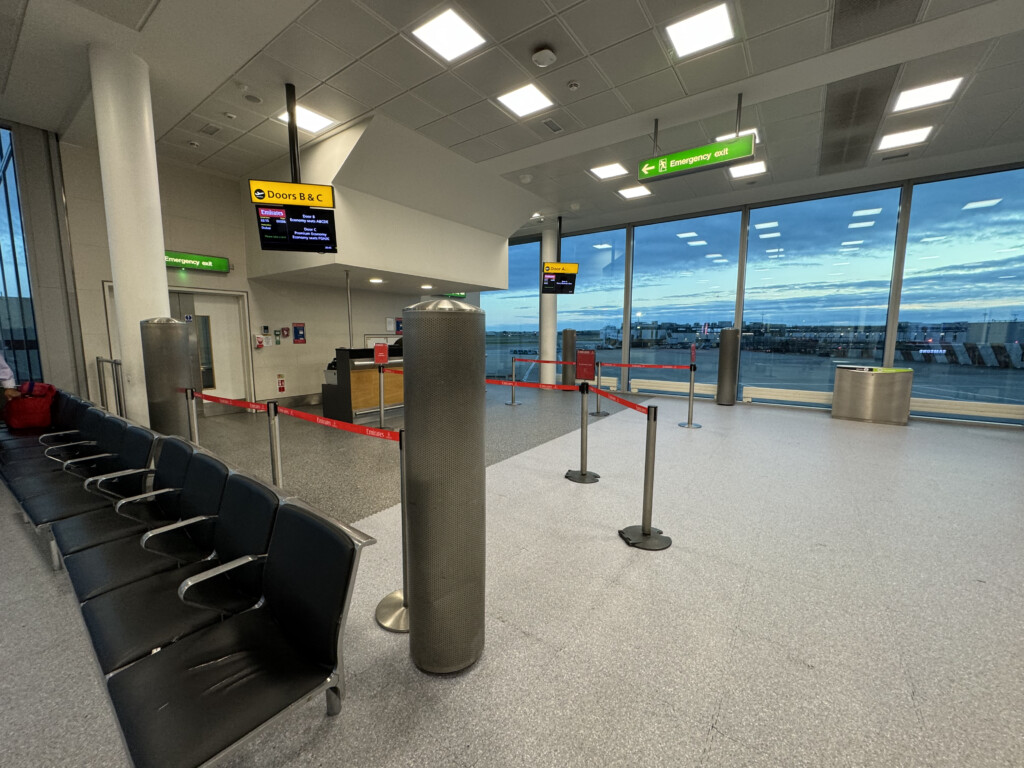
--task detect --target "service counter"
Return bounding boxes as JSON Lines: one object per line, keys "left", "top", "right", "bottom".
{"left": 831, "top": 365, "right": 913, "bottom": 425}
{"left": 322, "top": 346, "right": 403, "bottom": 423}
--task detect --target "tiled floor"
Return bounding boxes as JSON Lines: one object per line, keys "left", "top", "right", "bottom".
{"left": 2, "top": 392, "right": 1021, "bottom": 767}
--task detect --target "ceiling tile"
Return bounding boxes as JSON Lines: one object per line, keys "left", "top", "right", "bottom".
{"left": 300, "top": 84, "right": 370, "bottom": 125}
{"left": 418, "top": 117, "right": 476, "bottom": 147}
{"left": 357, "top": 0, "right": 444, "bottom": 29}
{"left": 641, "top": 0, "right": 714, "bottom": 25}
{"left": 362, "top": 36, "right": 445, "bottom": 90}
{"left": 328, "top": 63, "right": 403, "bottom": 107}
{"left": 156, "top": 142, "right": 206, "bottom": 166}
{"left": 897, "top": 41, "right": 988, "bottom": 88}
{"left": 762, "top": 112, "right": 821, "bottom": 144}
{"left": 737, "top": 0, "right": 830, "bottom": 37}
{"left": 927, "top": 87, "right": 1024, "bottom": 149}
{"left": 459, "top": 0, "right": 552, "bottom": 41}
{"left": 298, "top": 0, "right": 394, "bottom": 57}
{"left": 982, "top": 30, "right": 1024, "bottom": 69}
{"left": 767, "top": 132, "right": 821, "bottom": 162}
{"left": 546, "top": 0, "right": 585, "bottom": 11}
{"left": 193, "top": 97, "right": 267, "bottom": 133}
{"left": 377, "top": 92, "right": 444, "bottom": 129}
{"left": 68, "top": 0, "right": 154, "bottom": 30}
{"left": 758, "top": 87, "right": 825, "bottom": 124}
{"left": 503, "top": 17, "right": 585, "bottom": 74}
{"left": 682, "top": 168, "right": 733, "bottom": 197}
{"left": 524, "top": 109, "right": 583, "bottom": 139}
{"left": 221, "top": 56, "right": 319, "bottom": 118}
{"left": 963, "top": 61, "right": 1024, "bottom": 100}
{"left": 986, "top": 104, "right": 1024, "bottom": 145}
{"left": 592, "top": 31, "right": 671, "bottom": 87}
{"left": 616, "top": 68, "right": 684, "bottom": 112}
{"left": 171, "top": 114, "right": 244, "bottom": 145}
{"left": 654, "top": 121, "right": 708, "bottom": 152}
{"left": 537, "top": 59, "right": 609, "bottom": 105}
{"left": 450, "top": 135, "right": 504, "bottom": 161}
{"left": 921, "top": 0, "right": 992, "bottom": 21}
{"left": 566, "top": 90, "right": 630, "bottom": 127}
{"left": 264, "top": 25, "right": 354, "bottom": 81}
{"left": 561, "top": 0, "right": 650, "bottom": 53}
{"left": 454, "top": 47, "right": 531, "bottom": 98}
{"left": 700, "top": 110, "right": 748, "bottom": 139}
{"left": 747, "top": 13, "right": 828, "bottom": 74}
{"left": 249, "top": 119, "right": 291, "bottom": 146}
{"left": 451, "top": 100, "right": 514, "bottom": 133}
{"left": 229, "top": 133, "right": 288, "bottom": 161}
{"left": 487, "top": 124, "right": 542, "bottom": 152}
{"left": 159, "top": 128, "right": 221, "bottom": 160}
{"left": 413, "top": 73, "right": 483, "bottom": 114}
{"left": 676, "top": 43, "right": 748, "bottom": 94}
{"left": 200, "top": 145, "right": 262, "bottom": 177}
{"left": 830, "top": 0, "right": 923, "bottom": 49}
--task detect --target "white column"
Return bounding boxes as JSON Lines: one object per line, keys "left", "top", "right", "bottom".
{"left": 89, "top": 44, "right": 171, "bottom": 425}
{"left": 538, "top": 225, "right": 558, "bottom": 385}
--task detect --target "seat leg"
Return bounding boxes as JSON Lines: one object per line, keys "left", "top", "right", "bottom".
{"left": 49, "top": 536, "right": 63, "bottom": 571}
{"left": 326, "top": 686, "right": 342, "bottom": 716}
{"left": 21, "top": 510, "right": 29, "bottom": 524}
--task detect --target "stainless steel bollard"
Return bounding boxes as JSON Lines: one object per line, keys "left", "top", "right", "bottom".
{"left": 112, "top": 359, "right": 126, "bottom": 417}
{"left": 185, "top": 388, "right": 199, "bottom": 445}
{"left": 376, "top": 429, "right": 410, "bottom": 633}
{"left": 590, "top": 361, "right": 609, "bottom": 417}
{"left": 506, "top": 356, "right": 519, "bottom": 406}
{"left": 566, "top": 382, "right": 599, "bottom": 484}
{"left": 267, "top": 400, "right": 283, "bottom": 487}
{"left": 619, "top": 405, "right": 671, "bottom": 550}
{"left": 96, "top": 357, "right": 109, "bottom": 411}
{"left": 679, "top": 364, "right": 702, "bottom": 429}
{"left": 378, "top": 365, "right": 386, "bottom": 428}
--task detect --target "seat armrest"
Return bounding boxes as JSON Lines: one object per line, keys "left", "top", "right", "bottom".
{"left": 114, "top": 487, "right": 179, "bottom": 519}
{"left": 63, "top": 452, "right": 114, "bottom": 470}
{"left": 178, "top": 554, "right": 266, "bottom": 610}
{"left": 38, "top": 429, "right": 81, "bottom": 446}
{"left": 44, "top": 440, "right": 94, "bottom": 460}
{"left": 83, "top": 467, "right": 153, "bottom": 492}
{"left": 141, "top": 515, "right": 215, "bottom": 552}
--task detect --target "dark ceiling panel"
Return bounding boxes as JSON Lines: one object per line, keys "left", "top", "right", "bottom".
{"left": 819, "top": 65, "right": 899, "bottom": 174}
{"left": 830, "top": 0, "right": 926, "bottom": 49}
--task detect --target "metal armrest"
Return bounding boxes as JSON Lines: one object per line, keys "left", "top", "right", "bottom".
{"left": 83, "top": 467, "right": 153, "bottom": 492}
{"left": 63, "top": 452, "right": 113, "bottom": 470}
{"left": 178, "top": 554, "right": 266, "bottom": 609}
{"left": 38, "top": 429, "right": 81, "bottom": 446}
{"left": 141, "top": 515, "right": 214, "bottom": 550}
{"left": 114, "top": 487, "right": 179, "bottom": 519}
{"left": 44, "top": 440, "right": 94, "bottom": 461}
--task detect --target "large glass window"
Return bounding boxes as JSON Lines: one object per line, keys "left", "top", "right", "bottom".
{"left": 899, "top": 169, "right": 1024, "bottom": 409}
{"left": 740, "top": 188, "right": 901, "bottom": 399}
{"left": 631, "top": 212, "right": 741, "bottom": 393}
{"left": 0, "top": 127, "right": 42, "bottom": 383}
{"left": 481, "top": 239, "right": 540, "bottom": 380}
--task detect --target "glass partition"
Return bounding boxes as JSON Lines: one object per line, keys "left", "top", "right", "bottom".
{"left": 481, "top": 240, "right": 540, "bottom": 380}
{"left": 899, "top": 168, "right": 1024, "bottom": 412}
{"left": 740, "top": 188, "right": 901, "bottom": 401}
{"left": 631, "top": 212, "right": 741, "bottom": 394}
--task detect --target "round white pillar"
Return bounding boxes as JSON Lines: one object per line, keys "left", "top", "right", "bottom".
{"left": 538, "top": 225, "right": 558, "bottom": 385}
{"left": 89, "top": 44, "right": 171, "bottom": 426}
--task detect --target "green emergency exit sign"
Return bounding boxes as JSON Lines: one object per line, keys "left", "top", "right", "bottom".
{"left": 638, "top": 134, "right": 755, "bottom": 183}
{"left": 165, "top": 251, "right": 230, "bottom": 273}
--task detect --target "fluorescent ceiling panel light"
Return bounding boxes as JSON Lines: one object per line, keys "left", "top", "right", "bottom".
{"left": 688, "top": 240, "right": 708, "bottom": 246}
{"left": 421, "top": 284, "right": 433, "bottom": 290}
{"left": 618, "top": 185, "right": 651, "bottom": 199}
{"left": 666, "top": 3, "right": 734, "bottom": 59}
{"left": 369, "top": 278, "right": 383, "bottom": 283}
{"left": 705, "top": 253, "right": 722, "bottom": 258}
{"left": 713, "top": 258, "right": 729, "bottom": 263}
{"left": 893, "top": 77, "right": 962, "bottom": 112}
{"left": 729, "top": 160, "right": 767, "bottom": 178}
{"left": 754, "top": 222, "right": 778, "bottom": 229}
{"left": 276, "top": 105, "right": 335, "bottom": 134}
{"left": 497, "top": 84, "right": 553, "bottom": 117}
{"left": 840, "top": 247, "right": 860, "bottom": 252}
{"left": 848, "top": 221, "right": 875, "bottom": 228}
{"left": 962, "top": 199, "right": 1002, "bottom": 210}
{"left": 412, "top": 9, "right": 485, "bottom": 62}
{"left": 852, "top": 208, "right": 882, "bottom": 216}
{"left": 759, "top": 232, "right": 781, "bottom": 239}
{"left": 920, "top": 236, "right": 946, "bottom": 242}
{"left": 716, "top": 128, "right": 760, "bottom": 144}
{"left": 766, "top": 248, "right": 780, "bottom": 253}
{"left": 878, "top": 126, "right": 932, "bottom": 151}
{"left": 590, "top": 162, "right": 628, "bottom": 179}
{"left": 676, "top": 232, "right": 698, "bottom": 238}
{"left": 842, "top": 240, "right": 864, "bottom": 246}
{"left": 593, "top": 243, "right": 612, "bottom": 249}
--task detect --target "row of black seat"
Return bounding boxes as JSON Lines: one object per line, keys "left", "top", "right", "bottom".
{"left": 2, "top": 390, "right": 376, "bottom": 768}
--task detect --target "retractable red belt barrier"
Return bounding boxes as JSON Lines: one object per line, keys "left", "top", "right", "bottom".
{"left": 194, "top": 393, "right": 268, "bottom": 412}
{"left": 278, "top": 406, "right": 400, "bottom": 442}
{"left": 513, "top": 358, "right": 575, "bottom": 366}
{"left": 600, "top": 362, "right": 692, "bottom": 371}
{"left": 382, "top": 368, "right": 404, "bottom": 374}
{"left": 595, "top": 387, "right": 648, "bottom": 415}
{"left": 486, "top": 379, "right": 577, "bottom": 392}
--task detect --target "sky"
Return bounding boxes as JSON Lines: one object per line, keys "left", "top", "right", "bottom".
{"left": 481, "top": 167, "right": 1024, "bottom": 334}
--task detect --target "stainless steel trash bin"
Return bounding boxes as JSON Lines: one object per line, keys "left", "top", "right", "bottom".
{"left": 832, "top": 366, "right": 913, "bottom": 425}
{"left": 716, "top": 328, "right": 740, "bottom": 405}
{"left": 140, "top": 318, "right": 191, "bottom": 436}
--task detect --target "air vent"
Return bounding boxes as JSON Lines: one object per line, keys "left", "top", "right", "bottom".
{"left": 199, "top": 123, "right": 222, "bottom": 136}
{"left": 882, "top": 152, "right": 910, "bottom": 161}
{"left": 542, "top": 118, "right": 563, "bottom": 134}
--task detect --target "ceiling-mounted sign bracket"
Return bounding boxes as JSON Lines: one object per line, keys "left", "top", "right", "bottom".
{"left": 735, "top": 92, "right": 743, "bottom": 137}
{"left": 652, "top": 118, "right": 660, "bottom": 156}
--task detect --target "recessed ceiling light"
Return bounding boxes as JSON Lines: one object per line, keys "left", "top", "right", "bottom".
{"left": 590, "top": 162, "right": 628, "bottom": 179}
{"left": 666, "top": 3, "right": 734, "bottom": 59}
{"left": 848, "top": 221, "right": 875, "bottom": 229}
{"left": 618, "top": 185, "right": 651, "bottom": 199}
{"left": 878, "top": 127, "right": 932, "bottom": 151}
{"left": 421, "top": 285, "right": 433, "bottom": 290}
{"left": 920, "top": 236, "right": 946, "bottom": 242}
{"left": 766, "top": 249, "right": 781, "bottom": 253}
{"left": 713, "top": 258, "right": 729, "bottom": 263}
{"left": 716, "top": 128, "right": 760, "bottom": 144}
{"left": 369, "top": 278, "right": 383, "bottom": 284}
{"left": 893, "top": 77, "right": 963, "bottom": 112}
{"left": 729, "top": 160, "right": 767, "bottom": 179}
{"left": 962, "top": 199, "right": 1002, "bottom": 210}
{"left": 412, "top": 9, "right": 485, "bottom": 62}
{"left": 593, "top": 243, "right": 612, "bottom": 249}
{"left": 840, "top": 248, "right": 859, "bottom": 252}
{"left": 842, "top": 240, "right": 864, "bottom": 246}
{"left": 688, "top": 240, "right": 708, "bottom": 246}
{"left": 754, "top": 222, "right": 778, "bottom": 229}
{"left": 759, "top": 232, "right": 781, "bottom": 239}
{"left": 676, "top": 232, "right": 698, "bottom": 238}
{"left": 497, "top": 84, "right": 553, "bottom": 117}
{"left": 705, "top": 253, "right": 722, "bottom": 258}
{"left": 852, "top": 208, "right": 882, "bottom": 216}
{"left": 276, "top": 105, "right": 335, "bottom": 134}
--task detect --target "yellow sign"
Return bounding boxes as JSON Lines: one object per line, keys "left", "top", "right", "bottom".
{"left": 543, "top": 262, "right": 579, "bottom": 274}
{"left": 249, "top": 179, "right": 334, "bottom": 207}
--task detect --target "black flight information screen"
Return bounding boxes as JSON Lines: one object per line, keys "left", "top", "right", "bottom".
{"left": 256, "top": 205, "right": 337, "bottom": 253}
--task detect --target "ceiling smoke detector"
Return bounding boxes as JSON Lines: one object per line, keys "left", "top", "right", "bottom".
{"left": 531, "top": 47, "right": 557, "bottom": 68}
{"left": 567, "top": 80, "right": 580, "bottom": 92}
{"left": 244, "top": 93, "right": 263, "bottom": 104}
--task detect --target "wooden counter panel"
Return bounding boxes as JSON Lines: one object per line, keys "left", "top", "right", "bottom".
{"left": 350, "top": 367, "right": 404, "bottom": 410}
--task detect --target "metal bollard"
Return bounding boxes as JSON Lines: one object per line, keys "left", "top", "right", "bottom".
{"left": 590, "top": 361, "right": 609, "bottom": 417}
{"left": 565, "top": 382, "right": 599, "bottom": 483}
{"left": 111, "top": 359, "right": 126, "bottom": 417}
{"left": 619, "top": 405, "right": 671, "bottom": 550}
{"left": 506, "top": 356, "right": 519, "bottom": 406}
{"left": 96, "top": 357, "right": 109, "bottom": 411}
{"left": 679, "top": 364, "right": 702, "bottom": 429}
{"left": 376, "top": 428, "right": 410, "bottom": 633}
{"left": 185, "top": 388, "right": 200, "bottom": 445}
{"left": 267, "top": 400, "right": 283, "bottom": 487}
{"left": 378, "top": 365, "right": 386, "bottom": 428}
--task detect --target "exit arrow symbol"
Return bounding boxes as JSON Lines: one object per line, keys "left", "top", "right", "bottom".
{"left": 642, "top": 163, "right": 655, "bottom": 174}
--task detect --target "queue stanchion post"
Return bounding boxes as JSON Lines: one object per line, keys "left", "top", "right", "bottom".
{"left": 619, "top": 405, "right": 671, "bottom": 550}
{"left": 185, "top": 388, "right": 199, "bottom": 445}
{"left": 679, "top": 342, "right": 702, "bottom": 429}
{"left": 590, "top": 361, "right": 609, "bottom": 417}
{"left": 267, "top": 400, "right": 284, "bottom": 487}
{"left": 378, "top": 364, "right": 385, "bottom": 428}
{"left": 565, "top": 382, "right": 599, "bottom": 484}
{"left": 376, "top": 428, "right": 410, "bottom": 633}
{"left": 506, "top": 356, "right": 519, "bottom": 406}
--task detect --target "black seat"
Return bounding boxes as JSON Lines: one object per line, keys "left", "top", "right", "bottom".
{"left": 0, "top": 391, "right": 78, "bottom": 449}
{"left": 51, "top": 436, "right": 194, "bottom": 556}
{"left": 64, "top": 452, "right": 229, "bottom": 602}
{"left": 0, "top": 406, "right": 106, "bottom": 476}
{"left": 106, "top": 501, "right": 375, "bottom": 768}
{"left": 81, "top": 472, "right": 282, "bottom": 674}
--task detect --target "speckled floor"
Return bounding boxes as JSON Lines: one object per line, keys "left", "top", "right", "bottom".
{"left": 2, "top": 395, "right": 1022, "bottom": 767}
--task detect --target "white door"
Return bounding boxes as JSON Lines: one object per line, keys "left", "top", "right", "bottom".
{"left": 192, "top": 293, "right": 247, "bottom": 400}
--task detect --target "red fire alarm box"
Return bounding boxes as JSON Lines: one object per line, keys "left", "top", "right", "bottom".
{"left": 576, "top": 349, "right": 596, "bottom": 381}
